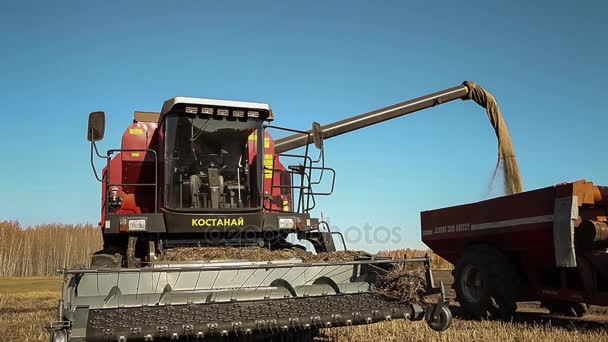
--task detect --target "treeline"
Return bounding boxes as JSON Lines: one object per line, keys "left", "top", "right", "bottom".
{"left": 0, "top": 221, "right": 102, "bottom": 277}
{"left": 378, "top": 248, "right": 453, "bottom": 270}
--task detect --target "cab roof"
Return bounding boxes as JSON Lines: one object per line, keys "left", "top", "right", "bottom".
{"left": 161, "top": 96, "right": 273, "bottom": 120}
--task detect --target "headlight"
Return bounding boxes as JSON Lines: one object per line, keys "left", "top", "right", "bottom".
{"left": 278, "top": 217, "right": 296, "bottom": 229}
{"left": 217, "top": 108, "right": 229, "bottom": 116}
{"left": 128, "top": 219, "right": 147, "bottom": 231}
{"left": 185, "top": 106, "right": 198, "bottom": 114}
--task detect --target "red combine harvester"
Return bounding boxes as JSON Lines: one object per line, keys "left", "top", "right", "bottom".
{"left": 50, "top": 81, "right": 516, "bottom": 341}
{"left": 422, "top": 180, "right": 608, "bottom": 319}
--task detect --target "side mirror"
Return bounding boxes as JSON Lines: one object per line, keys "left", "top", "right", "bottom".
{"left": 87, "top": 111, "right": 106, "bottom": 142}
{"left": 312, "top": 122, "right": 324, "bottom": 150}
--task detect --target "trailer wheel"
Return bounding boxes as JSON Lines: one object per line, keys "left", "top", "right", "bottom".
{"left": 542, "top": 300, "right": 588, "bottom": 317}
{"left": 452, "top": 246, "right": 519, "bottom": 320}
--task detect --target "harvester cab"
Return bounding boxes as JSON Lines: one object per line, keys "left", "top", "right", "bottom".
{"left": 50, "top": 82, "right": 513, "bottom": 341}
{"left": 86, "top": 98, "right": 338, "bottom": 268}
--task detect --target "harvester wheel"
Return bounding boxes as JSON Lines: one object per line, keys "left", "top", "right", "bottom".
{"left": 452, "top": 246, "right": 519, "bottom": 320}
{"left": 542, "top": 300, "right": 588, "bottom": 317}
{"left": 425, "top": 305, "right": 453, "bottom": 331}
{"left": 91, "top": 248, "right": 123, "bottom": 268}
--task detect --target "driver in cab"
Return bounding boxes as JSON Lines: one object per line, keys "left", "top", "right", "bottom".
{"left": 187, "top": 139, "right": 242, "bottom": 208}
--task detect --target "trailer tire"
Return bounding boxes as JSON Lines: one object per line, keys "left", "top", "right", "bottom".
{"left": 452, "top": 246, "right": 519, "bottom": 320}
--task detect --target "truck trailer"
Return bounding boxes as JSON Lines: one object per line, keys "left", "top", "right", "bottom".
{"left": 422, "top": 180, "right": 608, "bottom": 319}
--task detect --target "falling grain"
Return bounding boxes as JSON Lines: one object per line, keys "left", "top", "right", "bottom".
{"left": 465, "top": 81, "right": 523, "bottom": 194}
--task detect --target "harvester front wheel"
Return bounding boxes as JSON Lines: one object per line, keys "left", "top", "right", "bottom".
{"left": 91, "top": 248, "right": 123, "bottom": 268}
{"left": 452, "top": 246, "right": 519, "bottom": 320}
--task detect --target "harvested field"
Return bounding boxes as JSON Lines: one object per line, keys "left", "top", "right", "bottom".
{"left": 327, "top": 318, "right": 608, "bottom": 341}
{"left": 0, "top": 277, "right": 60, "bottom": 342}
{"left": 3, "top": 273, "right": 608, "bottom": 341}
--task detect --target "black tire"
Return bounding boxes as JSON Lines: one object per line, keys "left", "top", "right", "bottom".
{"left": 452, "top": 245, "right": 519, "bottom": 320}
{"left": 542, "top": 300, "right": 588, "bottom": 317}
{"left": 91, "top": 248, "right": 123, "bottom": 268}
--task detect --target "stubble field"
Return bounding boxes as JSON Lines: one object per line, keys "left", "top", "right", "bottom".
{"left": 2, "top": 272, "right": 607, "bottom": 342}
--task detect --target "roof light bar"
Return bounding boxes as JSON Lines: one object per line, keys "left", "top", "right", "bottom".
{"left": 185, "top": 106, "right": 198, "bottom": 114}
{"left": 201, "top": 107, "right": 214, "bottom": 115}
{"left": 182, "top": 105, "right": 267, "bottom": 119}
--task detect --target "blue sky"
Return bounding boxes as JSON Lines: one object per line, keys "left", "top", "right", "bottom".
{"left": 0, "top": 0, "right": 606, "bottom": 251}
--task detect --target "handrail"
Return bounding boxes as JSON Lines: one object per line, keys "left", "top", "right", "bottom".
{"left": 104, "top": 148, "right": 159, "bottom": 214}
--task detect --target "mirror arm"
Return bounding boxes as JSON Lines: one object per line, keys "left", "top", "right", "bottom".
{"left": 92, "top": 137, "right": 106, "bottom": 158}
{"left": 90, "top": 141, "right": 108, "bottom": 182}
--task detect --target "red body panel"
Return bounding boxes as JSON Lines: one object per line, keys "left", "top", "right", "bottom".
{"left": 422, "top": 185, "right": 557, "bottom": 267}
{"left": 101, "top": 121, "right": 159, "bottom": 224}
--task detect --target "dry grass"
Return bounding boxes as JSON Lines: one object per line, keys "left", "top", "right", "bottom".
{"left": 0, "top": 277, "right": 61, "bottom": 341}
{"left": 374, "top": 266, "right": 426, "bottom": 304}
{"left": 3, "top": 286, "right": 608, "bottom": 342}
{"left": 0, "top": 290, "right": 57, "bottom": 342}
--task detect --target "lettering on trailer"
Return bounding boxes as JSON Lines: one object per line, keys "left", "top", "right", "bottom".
{"left": 192, "top": 217, "right": 245, "bottom": 227}
{"left": 422, "top": 214, "right": 554, "bottom": 236}
{"left": 424, "top": 223, "right": 472, "bottom": 236}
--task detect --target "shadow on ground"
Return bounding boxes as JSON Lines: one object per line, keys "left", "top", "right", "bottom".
{"left": 447, "top": 303, "right": 608, "bottom": 332}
